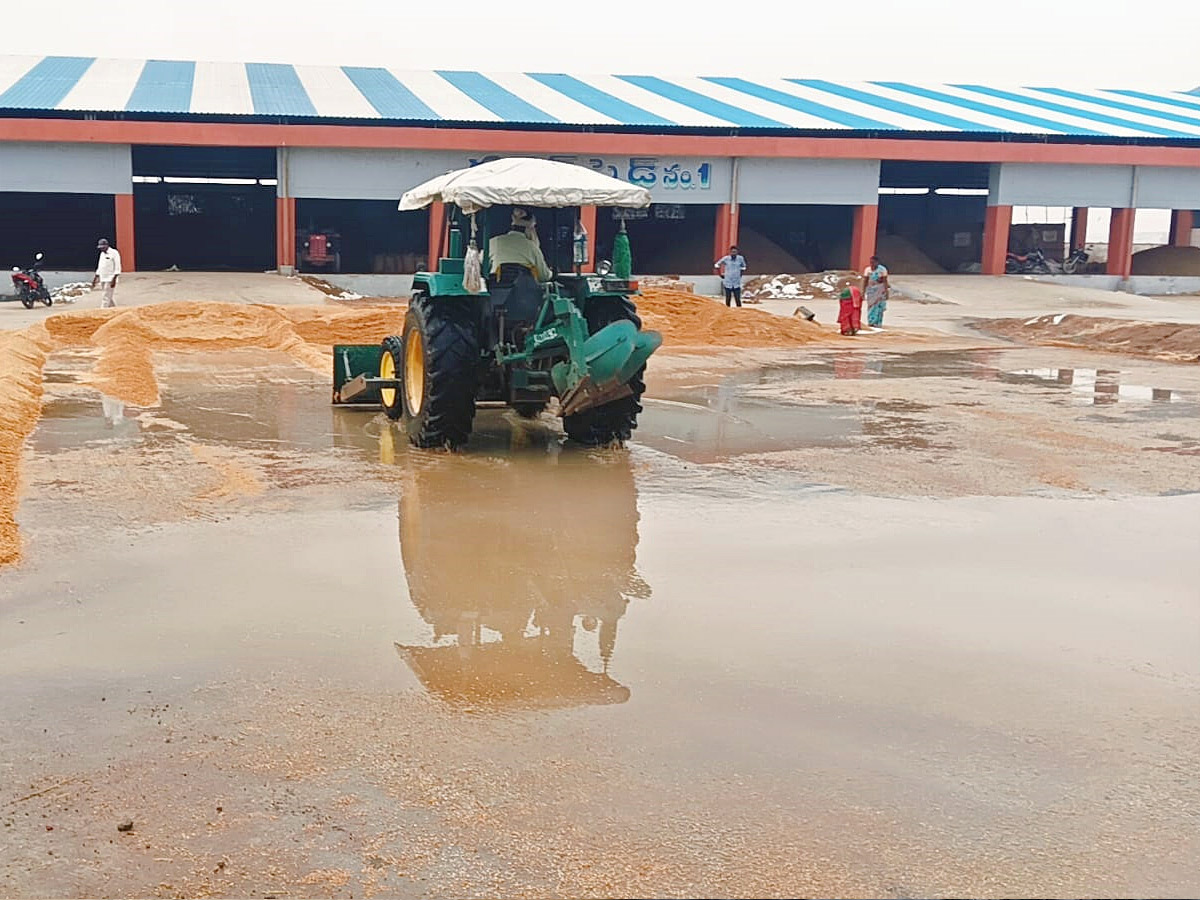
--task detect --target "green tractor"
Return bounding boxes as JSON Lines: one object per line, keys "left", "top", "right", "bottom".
{"left": 333, "top": 157, "right": 662, "bottom": 449}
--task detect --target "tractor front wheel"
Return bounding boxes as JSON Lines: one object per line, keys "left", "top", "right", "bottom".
{"left": 563, "top": 297, "right": 646, "bottom": 447}
{"left": 401, "top": 294, "right": 479, "bottom": 449}
{"left": 378, "top": 335, "right": 404, "bottom": 420}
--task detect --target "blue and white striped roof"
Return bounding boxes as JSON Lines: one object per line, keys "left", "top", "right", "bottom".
{"left": 5, "top": 55, "right": 1200, "bottom": 138}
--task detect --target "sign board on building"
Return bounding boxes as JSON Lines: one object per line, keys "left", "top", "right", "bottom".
{"left": 468, "top": 154, "right": 729, "bottom": 204}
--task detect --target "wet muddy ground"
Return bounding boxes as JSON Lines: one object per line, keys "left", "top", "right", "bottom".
{"left": 2, "top": 346, "right": 1199, "bottom": 898}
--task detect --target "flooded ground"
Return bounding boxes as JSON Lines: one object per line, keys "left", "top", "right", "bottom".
{"left": 2, "top": 347, "right": 1199, "bottom": 898}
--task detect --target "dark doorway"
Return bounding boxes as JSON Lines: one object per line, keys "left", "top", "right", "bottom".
{"left": 131, "top": 146, "right": 277, "bottom": 271}
{"left": 295, "top": 199, "right": 429, "bottom": 274}
{"left": 738, "top": 205, "right": 854, "bottom": 271}
{"left": 0, "top": 192, "right": 115, "bottom": 270}
{"left": 596, "top": 204, "right": 716, "bottom": 274}
{"left": 877, "top": 160, "right": 991, "bottom": 273}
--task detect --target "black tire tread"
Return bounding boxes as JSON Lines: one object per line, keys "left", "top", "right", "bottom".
{"left": 563, "top": 296, "right": 645, "bottom": 447}
{"left": 405, "top": 295, "right": 479, "bottom": 449}
{"left": 379, "top": 335, "right": 405, "bottom": 420}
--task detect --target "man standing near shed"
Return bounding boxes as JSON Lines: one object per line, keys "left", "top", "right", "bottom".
{"left": 714, "top": 244, "right": 747, "bottom": 308}
{"left": 92, "top": 238, "right": 122, "bottom": 308}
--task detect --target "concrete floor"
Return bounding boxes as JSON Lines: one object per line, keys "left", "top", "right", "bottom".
{"left": 746, "top": 274, "right": 1200, "bottom": 334}
{"left": 0, "top": 272, "right": 329, "bottom": 330}
{"left": 2, "top": 272, "right": 1198, "bottom": 898}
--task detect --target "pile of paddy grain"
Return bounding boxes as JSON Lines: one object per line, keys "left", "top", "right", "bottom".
{"left": 875, "top": 235, "right": 946, "bottom": 274}
{"left": 975, "top": 314, "right": 1200, "bottom": 363}
{"left": 636, "top": 287, "right": 827, "bottom": 348}
{"left": 53, "top": 302, "right": 409, "bottom": 407}
{"left": 0, "top": 329, "right": 51, "bottom": 565}
{"left": 742, "top": 271, "right": 861, "bottom": 303}
{"left": 642, "top": 226, "right": 809, "bottom": 275}
{"left": 1130, "top": 245, "right": 1200, "bottom": 276}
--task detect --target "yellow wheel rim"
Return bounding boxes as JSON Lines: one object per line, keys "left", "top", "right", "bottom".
{"left": 379, "top": 350, "right": 397, "bottom": 409}
{"left": 404, "top": 330, "right": 425, "bottom": 414}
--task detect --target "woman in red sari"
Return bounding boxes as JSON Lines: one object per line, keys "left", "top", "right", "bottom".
{"left": 838, "top": 286, "right": 862, "bottom": 335}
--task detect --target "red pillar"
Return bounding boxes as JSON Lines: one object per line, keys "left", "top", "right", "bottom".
{"left": 1107, "top": 208, "right": 1135, "bottom": 278}
{"left": 850, "top": 204, "right": 879, "bottom": 272}
{"left": 427, "top": 201, "right": 446, "bottom": 270}
{"left": 1070, "top": 207, "right": 1088, "bottom": 250}
{"left": 114, "top": 193, "right": 136, "bottom": 272}
{"left": 1170, "top": 210, "right": 1193, "bottom": 248}
{"left": 275, "top": 197, "right": 295, "bottom": 272}
{"left": 579, "top": 205, "right": 598, "bottom": 272}
{"left": 981, "top": 205, "right": 1012, "bottom": 275}
{"left": 714, "top": 203, "right": 739, "bottom": 263}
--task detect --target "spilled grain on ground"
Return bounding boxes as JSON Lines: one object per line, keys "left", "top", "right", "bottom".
{"left": 0, "top": 301, "right": 408, "bottom": 566}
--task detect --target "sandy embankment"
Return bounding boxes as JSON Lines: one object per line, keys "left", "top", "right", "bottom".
{"left": 975, "top": 314, "right": 1200, "bottom": 363}
{"left": 0, "top": 330, "right": 50, "bottom": 565}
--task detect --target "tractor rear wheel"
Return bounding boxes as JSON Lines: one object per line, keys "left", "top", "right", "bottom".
{"left": 401, "top": 294, "right": 479, "bottom": 449}
{"left": 563, "top": 297, "right": 646, "bottom": 447}
{"left": 378, "top": 335, "right": 404, "bottom": 420}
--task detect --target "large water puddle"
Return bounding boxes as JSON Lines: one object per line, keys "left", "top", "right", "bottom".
{"left": 7, "top": 348, "right": 1200, "bottom": 897}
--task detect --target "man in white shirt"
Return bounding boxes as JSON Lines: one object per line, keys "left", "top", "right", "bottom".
{"left": 92, "top": 238, "right": 122, "bottom": 308}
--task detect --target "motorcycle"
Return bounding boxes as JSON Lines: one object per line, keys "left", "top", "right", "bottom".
{"left": 11, "top": 252, "right": 52, "bottom": 309}
{"left": 1058, "top": 247, "right": 1089, "bottom": 274}
{"left": 1005, "top": 247, "right": 1089, "bottom": 275}
{"left": 1005, "top": 247, "right": 1050, "bottom": 274}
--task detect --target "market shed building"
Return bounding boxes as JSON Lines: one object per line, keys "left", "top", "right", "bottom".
{"left": 3, "top": 55, "right": 1200, "bottom": 284}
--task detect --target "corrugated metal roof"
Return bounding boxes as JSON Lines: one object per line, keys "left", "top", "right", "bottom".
{"left": 4, "top": 54, "right": 1200, "bottom": 138}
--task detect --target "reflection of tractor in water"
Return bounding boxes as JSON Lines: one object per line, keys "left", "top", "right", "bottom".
{"left": 333, "top": 158, "right": 661, "bottom": 450}
{"left": 394, "top": 449, "right": 649, "bottom": 708}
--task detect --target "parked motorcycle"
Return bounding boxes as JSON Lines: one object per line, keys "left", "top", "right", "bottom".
{"left": 11, "top": 253, "right": 52, "bottom": 308}
{"left": 1058, "top": 247, "right": 1089, "bottom": 274}
{"left": 1005, "top": 247, "right": 1089, "bottom": 275}
{"left": 1005, "top": 248, "right": 1050, "bottom": 274}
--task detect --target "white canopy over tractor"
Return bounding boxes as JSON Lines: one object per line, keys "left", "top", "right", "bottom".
{"left": 398, "top": 157, "right": 652, "bottom": 214}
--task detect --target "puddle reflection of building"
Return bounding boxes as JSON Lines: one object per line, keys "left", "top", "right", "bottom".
{"left": 1094, "top": 369, "right": 1120, "bottom": 405}
{"left": 1005, "top": 367, "right": 1178, "bottom": 406}
{"left": 393, "top": 441, "right": 648, "bottom": 709}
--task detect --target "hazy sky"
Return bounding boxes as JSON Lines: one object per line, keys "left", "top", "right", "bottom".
{"left": 13, "top": 0, "right": 1199, "bottom": 89}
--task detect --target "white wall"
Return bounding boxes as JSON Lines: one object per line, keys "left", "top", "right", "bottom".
{"left": 990, "top": 163, "right": 1135, "bottom": 208}
{"left": 0, "top": 142, "right": 132, "bottom": 194}
{"left": 284, "top": 149, "right": 735, "bottom": 204}
{"left": 737, "top": 158, "right": 880, "bottom": 205}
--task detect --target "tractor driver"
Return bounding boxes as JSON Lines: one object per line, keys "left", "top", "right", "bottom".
{"left": 489, "top": 208, "right": 551, "bottom": 282}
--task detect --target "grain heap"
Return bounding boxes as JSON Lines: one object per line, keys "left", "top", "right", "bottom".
{"left": 636, "top": 287, "right": 827, "bottom": 349}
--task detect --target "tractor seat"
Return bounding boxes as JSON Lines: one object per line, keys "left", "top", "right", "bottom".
{"left": 488, "top": 265, "right": 543, "bottom": 324}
